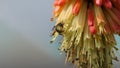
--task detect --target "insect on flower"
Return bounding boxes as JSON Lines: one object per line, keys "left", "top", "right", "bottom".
{"left": 51, "top": 0, "right": 120, "bottom": 68}
{"left": 55, "top": 22, "right": 64, "bottom": 35}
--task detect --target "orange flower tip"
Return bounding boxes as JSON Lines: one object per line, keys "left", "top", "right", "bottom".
{"left": 54, "top": 0, "right": 66, "bottom": 6}
{"left": 54, "top": 0, "right": 59, "bottom": 6}
{"left": 89, "top": 26, "right": 97, "bottom": 35}
{"left": 72, "top": 2, "right": 80, "bottom": 15}
{"left": 58, "top": 0, "right": 66, "bottom": 6}
{"left": 94, "top": 0, "right": 103, "bottom": 6}
{"left": 104, "top": 0, "right": 112, "bottom": 9}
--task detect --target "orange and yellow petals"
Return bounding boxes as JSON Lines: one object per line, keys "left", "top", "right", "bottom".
{"left": 51, "top": 0, "right": 120, "bottom": 68}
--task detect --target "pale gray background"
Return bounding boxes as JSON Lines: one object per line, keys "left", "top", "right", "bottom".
{"left": 0, "top": 0, "right": 119, "bottom": 68}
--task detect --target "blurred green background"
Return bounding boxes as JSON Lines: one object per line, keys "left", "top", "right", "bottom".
{"left": 0, "top": 0, "right": 119, "bottom": 68}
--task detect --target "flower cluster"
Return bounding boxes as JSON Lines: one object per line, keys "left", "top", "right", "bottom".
{"left": 51, "top": 0, "right": 120, "bottom": 68}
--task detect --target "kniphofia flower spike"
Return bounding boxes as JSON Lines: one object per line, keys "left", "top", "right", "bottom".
{"left": 51, "top": 0, "right": 120, "bottom": 68}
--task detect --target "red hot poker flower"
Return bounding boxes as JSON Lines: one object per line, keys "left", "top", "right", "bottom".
{"left": 51, "top": 0, "right": 120, "bottom": 68}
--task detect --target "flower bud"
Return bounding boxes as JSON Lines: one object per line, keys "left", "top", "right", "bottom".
{"left": 72, "top": 0, "right": 81, "bottom": 15}
{"left": 58, "top": 0, "right": 66, "bottom": 6}
{"left": 54, "top": 0, "right": 59, "bottom": 6}
{"left": 54, "top": 0, "right": 66, "bottom": 6}
{"left": 88, "top": 4, "right": 97, "bottom": 35}
{"left": 94, "top": 0, "right": 103, "bottom": 6}
{"left": 88, "top": 6, "right": 94, "bottom": 26}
